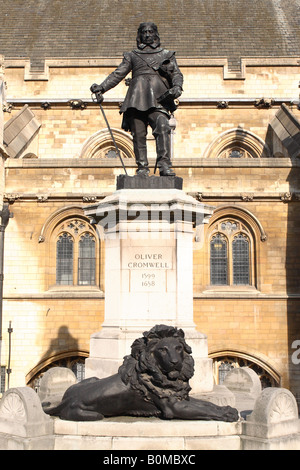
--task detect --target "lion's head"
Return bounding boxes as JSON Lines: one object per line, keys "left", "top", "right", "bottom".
{"left": 119, "top": 325, "right": 194, "bottom": 402}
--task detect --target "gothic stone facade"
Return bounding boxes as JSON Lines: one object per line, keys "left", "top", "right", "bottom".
{"left": 1, "top": 52, "right": 300, "bottom": 400}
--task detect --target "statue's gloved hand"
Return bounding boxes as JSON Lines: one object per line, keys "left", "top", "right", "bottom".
{"left": 90, "top": 83, "right": 103, "bottom": 93}
{"left": 90, "top": 83, "right": 104, "bottom": 104}
{"left": 169, "top": 86, "right": 182, "bottom": 99}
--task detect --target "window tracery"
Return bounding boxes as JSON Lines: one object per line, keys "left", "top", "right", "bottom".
{"left": 212, "top": 355, "right": 279, "bottom": 389}
{"left": 204, "top": 128, "right": 271, "bottom": 159}
{"left": 218, "top": 147, "right": 253, "bottom": 159}
{"left": 209, "top": 218, "right": 253, "bottom": 286}
{"left": 27, "top": 355, "right": 86, "bottom": 393}
{"left": 80, "top": 128, "right": 134, "bottom": 159}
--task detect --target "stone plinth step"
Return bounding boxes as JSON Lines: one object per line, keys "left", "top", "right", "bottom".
{"left": 53, "top": 416, "right": 242, "bottom": 450}
{"left": 116, "top": 174, "right": 183, "bottom": 190}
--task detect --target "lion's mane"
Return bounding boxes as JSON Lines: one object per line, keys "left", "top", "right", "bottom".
{"left": 119, "top": 325, "right": 195, "bottom": 404}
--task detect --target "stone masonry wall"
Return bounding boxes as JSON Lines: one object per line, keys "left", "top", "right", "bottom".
{"left": 1, "top": 58, "right": 300, "bottom": 398}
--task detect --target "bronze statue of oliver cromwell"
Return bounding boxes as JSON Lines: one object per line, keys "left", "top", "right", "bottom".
{"left": 90, "top": 22, "right": 183, "bottom": 176}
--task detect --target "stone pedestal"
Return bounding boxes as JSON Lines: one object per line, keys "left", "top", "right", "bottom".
{"left": 84, "top": 180, "right": 214, "bottom": 393}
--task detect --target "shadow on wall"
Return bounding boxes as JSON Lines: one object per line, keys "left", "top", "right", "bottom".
{"left": 26, "top": 325, "right": 87, "bottom": 391}
{"left": 40, "top": 325, "right": 79, "bottom": 364}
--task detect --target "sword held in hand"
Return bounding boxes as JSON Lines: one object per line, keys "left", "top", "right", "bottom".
{"left": 91, "top": 89, "right": 128, "bottom": 176}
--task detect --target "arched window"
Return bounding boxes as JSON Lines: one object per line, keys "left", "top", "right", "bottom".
{"left": 209, "top": 219, "right": 253, "bottom": 287}
{"left": 39, "top": 207, "right": 102, "bottom": 291}
{"left": 204, "top": 128, "right": 271, "bottom": 159}
{"left": 79, "top": 128, "right": 134, "bottom": 160}
{"left": 211, "top": 354, "right": 280, "bottom": 389}
{"left": 27, "top": 354, "right": 87, "bottom": 393}
{"left": 55, "top": 220, "right": 97, "bottom": 286}
{"left": 204, "top": 206, "right": 267, "bottom": 292}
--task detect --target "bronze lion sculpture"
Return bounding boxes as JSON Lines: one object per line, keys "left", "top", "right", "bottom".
{"left": 43, "top": 325, "right": 239, "bottom": 422}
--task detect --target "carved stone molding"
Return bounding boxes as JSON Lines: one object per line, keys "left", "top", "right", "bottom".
{"left": 0, "top": 387, "right": 53, "bottom": 447}
{"left": 79, "top": 128, "right": 134, "bottom": 159}
{"left": 3, "top": 103, "right": 13, "bottom": 113}
{"left": 208, "top": 205, "right": 268, "bottom": 243}
{"left": 37, "top": 195, "right": 48, "bottom": 202}
{"left": 82, "top": 196, "right": 97, "bottom": 203}
{"left": 254, "top": 98, "right": 275, "bottom": 109}
{"left": 217, "top": 101, "right": 229, "bottom": 109}
{"left": 41, "top": 102, "right": 51, "bottom": 110}
{"left": 280, "top": 192, "right": 293, "bottom": 202}
{"left": 241, "top": 194, "right": 254, "bottom": 202}
{"left": 268, "top": 391, "right": 297, "bottom": 424}
{"left": 38, "top": 205, "right": 93, "bottom": 243}
{"left": 4, "top": 193, "right": 20, "bottom": 204}
{"left": 203, "top": 127, "right": 272, "bottom": 159}
{"left": 246, "top": 387, "right": 298, "bottom": 426}
{"left": 0, "top": 391, "right": 26, "bottom": 423}
{"left": 68, "top": 99, "right": 87, "bottom": 110}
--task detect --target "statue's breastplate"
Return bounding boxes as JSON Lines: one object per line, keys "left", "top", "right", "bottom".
{"left": 130, "top": 49, "right": 171, "bottom": 77}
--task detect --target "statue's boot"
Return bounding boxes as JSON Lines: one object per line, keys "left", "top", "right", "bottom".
{"left": 153, "top": 115, "right": 176, "bottom": 177}
{"left": 135, "top": 148, "right": 150, "bottom": 176}
{"left": 159, "top": 164, "right": 176, "bottom": 176}
{"left": 136, "top": 164, "right": 150, "bottom": 176}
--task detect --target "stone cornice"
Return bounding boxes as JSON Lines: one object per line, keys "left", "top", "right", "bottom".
{"left": 4, "top": 291, "right": 300, "bottom": 301}
{"left": 5, "top": 97, "right": 299, "bottom": 109}
{"left": 5, "top": 157, "right": 300, "bottom": 169}
{"left": 4, "top": 56, "right": 300, "bottom": 81}
{"left": 195, "top": 292, "right": 300, "bottom": 300}
{"left": 192, "top": 191, "right": 300, "bottom": 203}
{"left": 4, "top": 191, "right": 300, "bottom": 204}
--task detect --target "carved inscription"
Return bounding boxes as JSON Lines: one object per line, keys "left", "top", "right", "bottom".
{"left": 123, "top": 248, "right": 173, "bottom": 292}
{"left": 131, "top": 270, "right": 166, "bottom": 292}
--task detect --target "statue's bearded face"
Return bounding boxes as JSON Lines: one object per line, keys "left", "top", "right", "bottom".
{"left": 140, "top": 25, "right": 156, "bottom": 45}
{"left": 137, "top": 22, "right": 160, "bottom": 48}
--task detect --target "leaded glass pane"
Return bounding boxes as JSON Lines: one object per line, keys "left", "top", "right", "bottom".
{"left": 229, "top": 149, "right": 244, "bottom": 158}
{"left": 232, "top": 234, "right": 250, "bottom": 285}
{"left": 72, "top": 361, "right": 85, "bottom": 382}
{"left": 210, "top": 234, "right": 228, "bottom": 285}
{"left": 78, "top": 233, "right": 96, "bottom": 285}
{"left": 56, "top": 233, "right": 74, "bottom": 285}
{"left": 218, "top": 361, "right": 234, "bottom": 384}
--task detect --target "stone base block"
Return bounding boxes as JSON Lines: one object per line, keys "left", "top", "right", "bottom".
{"left": 116, "top": 174, "right": 183, "bottom": 190}
{"left": 189, "top": 357, "right": 213, "bottom": 393}
{"left": 85, "top": 357, "right": 122, "bottom": 380}
{"left": 0, "top": 387, "right": 54, "bottom": 450}
{"left": 192, "top": 385, "right": 236, "bottom": 408}
{"left": 241, "top": 433, "right": 300, "bottom": 450}
{"left": 53, "top": 416, "right": 242, "bottom": 451}
{"left": 2, "top": 385, "right": 300, "bottom": 451}
{"left": 38, "top": 367, "right": 77, "bottom": 407}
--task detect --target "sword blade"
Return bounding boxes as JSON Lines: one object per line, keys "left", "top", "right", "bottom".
{"left": 98, "top": 102, "right": 128, "bottom": 175}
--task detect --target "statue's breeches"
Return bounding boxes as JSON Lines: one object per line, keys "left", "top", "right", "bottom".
{"left": 127, "top": 109, "right": 171, "bottom": 169}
